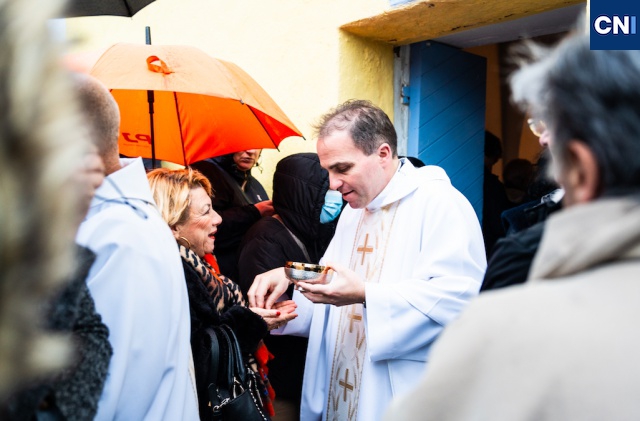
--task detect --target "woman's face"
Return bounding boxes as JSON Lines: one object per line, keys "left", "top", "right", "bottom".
{"left": 172, "top": 187, "right": 222, "bottom": 258}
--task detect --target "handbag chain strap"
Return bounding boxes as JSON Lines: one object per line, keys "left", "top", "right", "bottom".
{"left": 207, "top": 325, "right": 269, "bottom": 420}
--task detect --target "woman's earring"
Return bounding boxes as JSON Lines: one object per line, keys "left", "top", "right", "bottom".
{"left": 178, "top": 236, "right": 192, "bottom": 249}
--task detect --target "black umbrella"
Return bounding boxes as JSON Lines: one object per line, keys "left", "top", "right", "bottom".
{"left": 64, "top": 0, "right": 156, "bottom": 18}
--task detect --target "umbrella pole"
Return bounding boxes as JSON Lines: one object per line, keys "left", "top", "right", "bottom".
{"left": 145, "top": 26, "right": 157, "bottom": 169}
{"left": 147, "top": 90, "right": 156, "bottom": 168}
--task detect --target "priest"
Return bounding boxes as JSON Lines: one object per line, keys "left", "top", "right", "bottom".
{"left": 248, "top": 99, "right": 486, "bottom": 420}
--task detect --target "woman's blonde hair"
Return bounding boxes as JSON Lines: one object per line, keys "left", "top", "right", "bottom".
{"left": 147, "top": 168, "right": 213, "bottom": 228}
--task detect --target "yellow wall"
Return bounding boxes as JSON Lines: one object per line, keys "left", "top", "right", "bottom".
{"left": 339, "top": 32, "right": 395, "bottom": 117}
{"left": 63, "top": 0, "right": 392, "bottom": 194}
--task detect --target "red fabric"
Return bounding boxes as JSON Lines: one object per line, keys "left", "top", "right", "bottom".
{"left": 204, "top": 253, "right": 220, "bottom": 273}
{"left": 254, "top": 342, "right": 276, "bottom": 417}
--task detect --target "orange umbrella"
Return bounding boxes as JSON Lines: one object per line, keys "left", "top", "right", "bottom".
{"left": 89, "top": 43, "right": 302, "bottom": 166}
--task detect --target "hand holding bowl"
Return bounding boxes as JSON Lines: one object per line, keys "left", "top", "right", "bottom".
{"left": 284, "top": 261, "right": 333, "bottom": 287}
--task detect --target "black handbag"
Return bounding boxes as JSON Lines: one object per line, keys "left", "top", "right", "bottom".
{"left": 205, "top": 325, "right": 270, "bottom": 421}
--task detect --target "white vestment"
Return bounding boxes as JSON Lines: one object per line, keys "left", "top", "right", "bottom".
{"left": 279, "top": 159, "right": 486, "bottom": 420}
{"left": 77, "top": 158, "right": 199, "bottom": 421}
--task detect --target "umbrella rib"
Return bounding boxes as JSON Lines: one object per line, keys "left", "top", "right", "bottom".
{"left": 173, "top": 92, "right": 188, "bottom": 166}
{"left": 246, "top": 104, "right": 280, "bottom": 152}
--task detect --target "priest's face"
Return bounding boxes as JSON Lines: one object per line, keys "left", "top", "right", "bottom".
{"left": 317, "top": 129, "right": 389, "bottom": 209}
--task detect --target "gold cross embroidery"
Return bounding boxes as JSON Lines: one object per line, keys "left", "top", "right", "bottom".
{"left": 339, "top": 368, "right": 354, "bottom": 402}
{"left": 348, "top": 307, "right": 362, "bottom": 333}
{"left": 356, "top": 233, "right": 373, "bottom": 265}
{"left": 356, "top": 330, "right": 365, "bottom": 350}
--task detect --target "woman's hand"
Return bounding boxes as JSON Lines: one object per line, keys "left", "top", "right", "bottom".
{"left": 250, "top": 300, "right": 298, "bottom": 330}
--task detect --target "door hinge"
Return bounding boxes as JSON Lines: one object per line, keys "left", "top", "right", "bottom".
{"left": 401, "top": 84, "right": 410, "bottom": 105}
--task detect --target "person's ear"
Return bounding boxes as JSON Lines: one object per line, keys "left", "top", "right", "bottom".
{"left": 563, "top": 140, "right": 600, "bottom": 204}
{"left": 170, "top": 224, "right": 181, "bottom": 240}
{"left": 378, "top": 142, "right": 392, "bottom": 160}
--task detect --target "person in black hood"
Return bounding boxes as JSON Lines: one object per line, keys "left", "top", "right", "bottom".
{"left": 237, "top": 152, "right": 343, "bottom": 420}
{"left": 191, "top": 150, "right": 274, "bottom": 281}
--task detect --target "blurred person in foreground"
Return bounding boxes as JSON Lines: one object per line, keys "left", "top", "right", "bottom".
{"left": 248, "top": 100, "right": 486, "bottom": 420}
{"left": 191, "top": 150, "right": 275, "bottom": 280}
{"left": 1, "top": 127, "right": 113, "bottom": 421}
{"left": 75, "top": 75, "right": 199, "bottom": 420}
{"left": 147, "top": 167, "right": 297, "bottom": 420}
{"left": 0, "top": 0, "right": 100, "bottom": 404}
{"left": 237, "top": 153, "right": 342, "bottom": 419}
{"left": 386, "top": 23, "right": 640, "bottom": 421}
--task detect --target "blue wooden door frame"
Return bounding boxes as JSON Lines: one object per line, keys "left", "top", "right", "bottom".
{"left": 407, "top": 41, "right": 486, "bottom": 220}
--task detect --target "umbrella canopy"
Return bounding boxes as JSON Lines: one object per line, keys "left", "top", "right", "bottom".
{"left": 64, "top": 0, "right": 156, "bottom": 18}
{"left": 89, "top": 43, "right": 302, "bottom": 166}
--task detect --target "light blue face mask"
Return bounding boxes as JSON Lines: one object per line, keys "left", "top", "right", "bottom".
{"left": 320, "top": 189, "right": 343, "bottom": 224}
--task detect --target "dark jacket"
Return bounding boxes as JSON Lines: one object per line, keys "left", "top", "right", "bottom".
{"left": 182, "top": 258, "right": 267, "bottom": 421}
{"left": 190, "top": 154, "right": 268, "bottom": 281}
{"left": 480, "top": 221, "right": 546, "bottom": 291}
{"left": 482, "top": 189, "right": 564, "bottom": 292}
{"left": 1, "top": 246, "right": 112, "bottom": 421}
{"left": 237, "top": 152, "right": 339, "bottom": 404}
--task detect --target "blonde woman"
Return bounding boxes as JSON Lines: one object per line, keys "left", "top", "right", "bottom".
{"left": 147, "top": 168, "right": 296, "bottom": 421}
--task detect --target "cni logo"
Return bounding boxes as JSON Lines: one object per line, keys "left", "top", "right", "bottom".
{"left": 590, "top": 0, "right": 640, "bottom": 49}
{"left": 593, "top": 15, "right": 637, "bottom": 35}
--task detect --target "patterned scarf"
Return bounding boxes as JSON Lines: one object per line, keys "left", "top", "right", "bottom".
{"left": 179, "top": 245, "right": 245, "bottom": 312}
{"left": 178, "top": 245, "right": 276, "bottom": 416}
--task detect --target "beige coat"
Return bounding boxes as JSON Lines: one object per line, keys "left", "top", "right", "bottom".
{"left": 385, "top": 197, "right": 640, "bottom": 420}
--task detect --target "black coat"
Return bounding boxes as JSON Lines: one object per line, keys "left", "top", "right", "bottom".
{"left": 237, "top": 152, "right": 339, "bottom": 404}
{"left": 191, "top": 154, "right": 268, "bottom": 281}
{"left": 237, "top": 152, "right": 337, "bottom": 292}
{"left": 480, "top": 221, "right": 546, "bottom": 291}
{"left": 482, "top": 167, "right": 511, "bottom": 258}
{"left": 1, "top": 246, "right": 112, "bottom": 421}
{"left": 482, "top": 189, "right": 564, "bottom": 292}
{"left": 182, "top": 258, "right": 267, "bottom": 421}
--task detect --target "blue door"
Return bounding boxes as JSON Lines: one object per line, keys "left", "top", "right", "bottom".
{"left": 407, "top": 41, "right": 486, "bottom": 220}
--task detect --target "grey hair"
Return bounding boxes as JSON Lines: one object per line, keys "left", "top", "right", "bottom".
{"left": 510, "top": 26, "right": 640, "bottom": 196}
{"left": 314, "top": 99, "right": 398, "bottom": 157}
{"left": 0, "top": 0, "right": 91, "bottom": 399}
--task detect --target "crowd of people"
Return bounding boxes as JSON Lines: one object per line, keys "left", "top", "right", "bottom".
{"left": 1, "top": 1, "right": 640, "bottom": 420}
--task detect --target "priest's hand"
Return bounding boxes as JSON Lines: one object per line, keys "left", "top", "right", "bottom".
{"left": 297, "top": 262, "right": 366, "bottom": 307}
{"left": 248, "top": 267, "right": 291, "bottom": 309}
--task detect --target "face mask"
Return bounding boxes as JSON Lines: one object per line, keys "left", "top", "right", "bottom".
{"left": 320, "top": 189, "right": 343, "bottom": 224}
